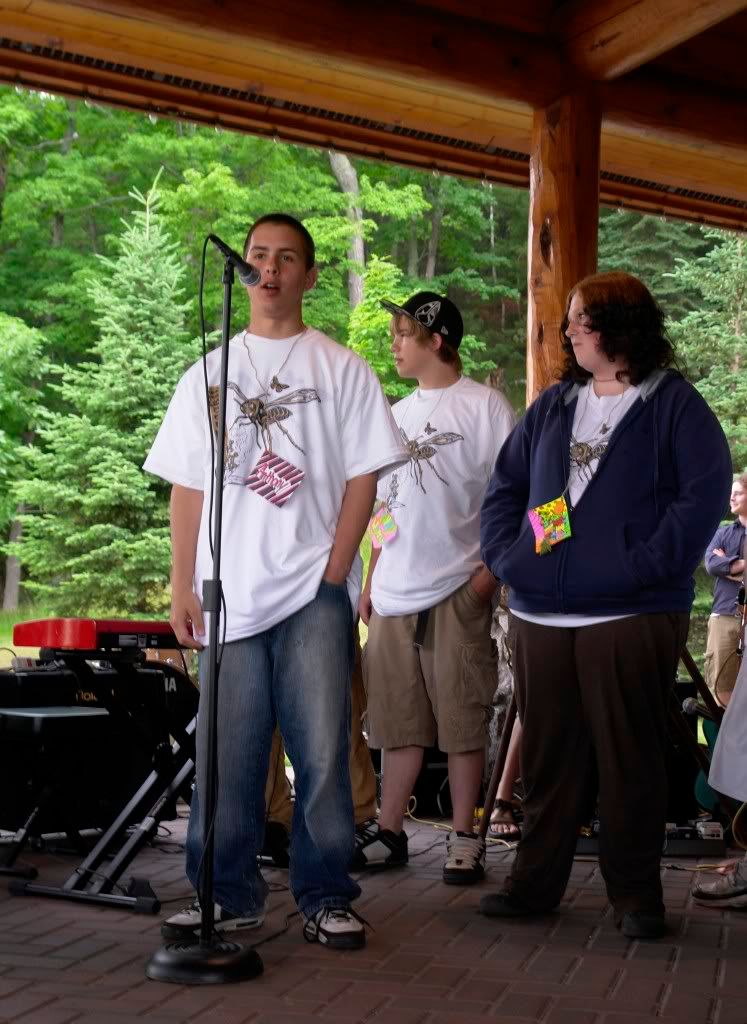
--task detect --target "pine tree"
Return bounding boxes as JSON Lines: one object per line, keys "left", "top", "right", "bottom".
{"left": 598, "top": 209, "right": 712, "bottom": 321}
{"left": 16, "top": 175, "right": 199, "bottom": 614}
{"left": 666, "top": 230, "right": 746, "bottom": 469}
{"left": 0, "top": 313, "right": 48, "bottom": 607}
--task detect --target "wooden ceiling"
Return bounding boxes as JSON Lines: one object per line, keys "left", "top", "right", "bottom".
{"left": 0, "top": 0, "right": 745, "bottom": 229}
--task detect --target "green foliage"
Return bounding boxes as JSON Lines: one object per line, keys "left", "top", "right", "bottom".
{"left": 15, "top": 177, "right": 199, "bottom": 614}
{"left": 598, "top": 210, "right": 710, "bottom": 321}
{"left": 0, "top": 313, "right": 48, "bottom": 527}
{"left": 359, "top": 175, "right": 430, "bottom": 222}
{"left": 666, "top": 231, "right": 746, "bottom": 469}
{"left": 348, "top": 256, "right": 405, "bottom": 394}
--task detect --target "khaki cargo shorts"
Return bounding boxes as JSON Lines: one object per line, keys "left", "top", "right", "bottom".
{"left": 364, "top": 581, "right": 496, "bottom": 753}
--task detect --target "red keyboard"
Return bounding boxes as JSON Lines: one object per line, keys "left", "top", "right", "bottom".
{"left": 13, "top": 618, "right": 179, "bottom": 651}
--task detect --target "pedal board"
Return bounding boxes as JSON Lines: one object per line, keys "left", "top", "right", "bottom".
{"left": 576, "top": 821, "right": 726, "bottom": 858}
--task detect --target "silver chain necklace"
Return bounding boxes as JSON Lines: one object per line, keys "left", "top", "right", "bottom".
{"left": 241, "top": 327, "right": 307, "bottom": 394}
{"left": 398, "top": 386, "right": 449, "bottom": 441}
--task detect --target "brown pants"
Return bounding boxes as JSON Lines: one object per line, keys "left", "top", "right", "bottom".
{"left": 506, "top": 612, "right": 689, "bottom": 916}
{"left": 265, "top": 634, "right": 377, "bottom": 828}
{"left": 365, "top": 582, "right": 496, "bottom": 752}
{"left": 704, "top": 613, "right": 741, "bottom": 700}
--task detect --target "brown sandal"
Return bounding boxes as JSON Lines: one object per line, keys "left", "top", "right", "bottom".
{"left": 489, "top": 799, "right": 521, "bottom": 839}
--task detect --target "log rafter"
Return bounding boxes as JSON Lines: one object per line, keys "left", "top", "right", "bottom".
{"left": 0, "top": 39, "right": 744, "bottom": 230}
{"left": 0, "top": 0, "right": 744, "bottom": 225}
{"left": 0, "top": 0, "right": 743, "bottom": 157}
{"left": 555, "top": 0, "right": 747, "bottom": 80}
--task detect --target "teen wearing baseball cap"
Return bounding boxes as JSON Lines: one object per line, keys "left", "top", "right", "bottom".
{"left": 354, "top": 292, "right": 515, "bottom": 884}
{"left": 380, "top": 291, "right": 464, "bottom": 349}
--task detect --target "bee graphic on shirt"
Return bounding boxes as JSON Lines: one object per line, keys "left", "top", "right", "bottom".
{"left": 402, "top": 427, "right": 464, "bottom": 493}
{"left": 569, "top": 439, "right": 609, "bottom": 482}
{"left": 208, "top": 383, "right": 320, "bottom": 463}
{"left": 227, "top": 382, "right": 320, "bottom": 455}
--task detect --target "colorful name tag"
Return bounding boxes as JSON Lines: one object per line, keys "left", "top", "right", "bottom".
{"left": 246, "top": 450, "right": 304, "bottom": 507}
{"left": 527, "top": 495, "right": 572, "bottom": 556}
{"left": 367, "top": 506, "right": 398, "bottom": 548}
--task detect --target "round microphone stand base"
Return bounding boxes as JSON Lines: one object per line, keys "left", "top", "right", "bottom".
{"left": 146, "top": 938, "right": 263, "bottom": 985}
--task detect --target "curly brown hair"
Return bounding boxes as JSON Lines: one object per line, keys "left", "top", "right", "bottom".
{"left": 559, "top": 271, "right": 676, "bottom": 387}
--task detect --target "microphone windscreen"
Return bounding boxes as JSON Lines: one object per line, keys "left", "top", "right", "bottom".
{"left": 238, "top": 264, "right": 261, "bottom": 287}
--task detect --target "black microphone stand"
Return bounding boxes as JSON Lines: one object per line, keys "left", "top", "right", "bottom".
{"left": 146, "top": 258, "right": 263, "bottom": 985}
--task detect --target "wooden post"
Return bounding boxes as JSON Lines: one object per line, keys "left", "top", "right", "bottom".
{"left": 526, "top": 91, "right": 601, "bottom": 403}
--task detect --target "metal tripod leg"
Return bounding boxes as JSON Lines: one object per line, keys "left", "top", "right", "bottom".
{"left": 478, "top": 696, "right": 517, "bottom": 842}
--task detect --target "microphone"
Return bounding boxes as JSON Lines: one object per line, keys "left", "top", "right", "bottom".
{"left": 207, "top": 234, "right": 261, "bottom": 286}
{"left": 682, "top": 697, "right": 715, "bottom": 722}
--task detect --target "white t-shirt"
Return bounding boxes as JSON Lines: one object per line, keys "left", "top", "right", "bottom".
{"left": 567, "top": 382, "right": 640, "bottom": 508}
{"left": 511, "top": 380, "right": 640, "bottom": 629}
{"left": 144, "top": 328, "right": 406, "bottom": 642}
{"left": 370, "top": 376, "right": 516, "bottom": 617}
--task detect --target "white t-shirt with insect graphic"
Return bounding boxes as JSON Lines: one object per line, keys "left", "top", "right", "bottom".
{"left": 144, "top": 328, "right": 406, "bottom": 642}
{"left": 370, "top": 375, "right": 516, "bottom": 617}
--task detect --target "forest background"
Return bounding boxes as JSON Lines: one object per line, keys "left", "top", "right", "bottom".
{"left": 0, "top": 86, "right": 744, "bottom": 658}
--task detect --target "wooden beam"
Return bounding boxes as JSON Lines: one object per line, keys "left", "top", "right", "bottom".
{"left": 650, "top": 13, "right": 747, "bottom": 92}
{"left": 604, "top": 69, "right": 747, "bottom": 152}
{"left": 1, "top": 1, "right": 745, "bottom": 156}
{"left": 406, "top": 0, "right": 554, "bottom": 37}
{"left": 599, "top": 178, "right": 747, "bottom": 229}
{"left": 0, "top": 39, "right": 745, "bottom": 229}
{"left": 557, "top": 0, "right": 747, "bottom": 80}
{"left": 31, "top": 0, "right": 567, "bottom": 108}
{"left": 0, "top": 45, "right": 530, "bottom": 187}
{"left": 527, "top": 92, "right": 601, "bottom": 402}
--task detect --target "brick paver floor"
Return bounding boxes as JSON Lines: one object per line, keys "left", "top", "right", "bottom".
{"left": 1, "top": 815, "right": 746, "bottom": 1024}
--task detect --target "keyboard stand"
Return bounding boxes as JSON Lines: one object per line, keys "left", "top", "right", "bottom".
{"left": 9, "top": 717, "right": 196, "bottom": 913}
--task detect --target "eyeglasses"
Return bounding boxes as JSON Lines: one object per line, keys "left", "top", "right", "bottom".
{"left": 566, "top": 311, "right": 594, "bottom": 329}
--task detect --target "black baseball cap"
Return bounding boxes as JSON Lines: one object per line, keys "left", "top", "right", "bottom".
{"left": 381, "top": 291, "right": 464, "bottom": 349}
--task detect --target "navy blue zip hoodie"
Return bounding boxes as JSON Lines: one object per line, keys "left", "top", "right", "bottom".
{"left": 480, "top": 370, "right": 732, "bottom": 616}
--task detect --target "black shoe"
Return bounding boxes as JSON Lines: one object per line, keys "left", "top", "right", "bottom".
{"left": 350, "top": 821, "right": 408, "bottom": 870}
{"left": 479, "top": 891, "right": 542, "bottom": 918}
{"left": 618, "top": 911, "right": 668, "bottom": 940}
{"left": 260, "top": 821, "right": 290, "bottom": 868}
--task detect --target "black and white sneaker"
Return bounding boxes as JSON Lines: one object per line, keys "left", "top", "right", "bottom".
{"left": 303, "top": 906, "right": 366, "bottom": 950}
{"left": 443, "top": 831, "right": 486, "bottom": 885}
{"left": 160, "top": 899, "right": 265, "bottom": 940}
{"left": 350, "top": 821, "right": 408, "bottom": 870}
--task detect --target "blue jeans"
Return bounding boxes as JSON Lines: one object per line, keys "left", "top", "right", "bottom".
{"left": 185, "top": 580, "right": 361, "bottom": 918}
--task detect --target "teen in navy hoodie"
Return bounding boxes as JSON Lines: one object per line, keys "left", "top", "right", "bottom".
{"left": 479, "top": 271, "right": 731, "bottom": 939}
